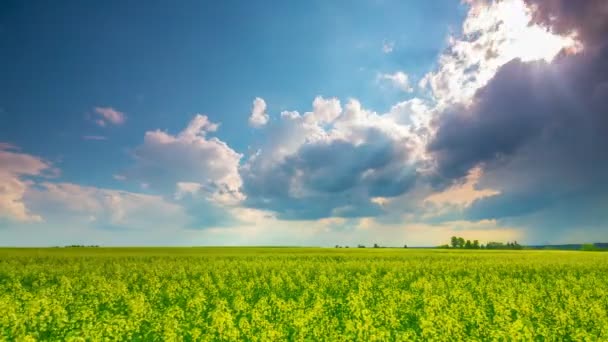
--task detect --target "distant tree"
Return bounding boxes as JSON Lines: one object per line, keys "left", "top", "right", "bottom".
{"left": 335, "top": 245, "right": 340, "bottom": 248}
{"left": 451, "top": 236, "right": 459, "bottom": 248}
{"left": 373, "top": 243, "right": 380, "bottom": 248}
{"left": 457, "top": 237, "right": 465, "bottom": 248}
{"left": 437, "top": 244, "right": 450, "bottom": 249}
{"left": 357, "top": 244, "right": 366, "bottom": 248}
{"left": 465, "top": 240, "right": 472, "bottom": 249}
{"left": 473, "top": 240, "right": 480, "bottom": 249}
{"left": 403, "top": 244, "right": 408, "bottom": 248}
{"left": 486, "top": 242, "right": 504, "bottom": 249}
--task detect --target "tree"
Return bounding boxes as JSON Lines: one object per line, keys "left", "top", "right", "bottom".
{"left": 451, "top": 236, "right": 459, "bottom": 248}
{"left": 458, "top": 237, "right": 465, "bottom": 248}
{"left": 403, "top": 244, "right": 408, "bottom": 248}
{"left": 373, "top": 243, "right": 380, "bottom": 248}
{"left": 473, "top": 240, "right": 480, "bottom": 249}
{"left": 465, "top": 240, "right": 472, "bottom": 249}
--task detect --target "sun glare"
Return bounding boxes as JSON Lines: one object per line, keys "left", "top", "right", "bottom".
{"left": 426, "top": 0, "right": 582, "bottom": 106}
{"left": 496, "top": 0, "right": 581, "bottom": 63}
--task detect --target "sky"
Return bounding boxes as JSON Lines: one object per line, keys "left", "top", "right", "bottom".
{"left": 1, "top": 0, "right": 607, "bottom": 246}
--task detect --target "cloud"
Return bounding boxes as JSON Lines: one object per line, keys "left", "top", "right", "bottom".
{"left": 525, "top": 0, "right": 608, "bottom": 48}
{"left": 94, "top": 107, "right": 126, "bottom": 126}
{"left": 0, "top": 144, "right": 189, "bottom": 230}
{"left": 382, "top": 39, "right": 395, "bottom": 54}
{"left": 241, "top": 97, "right": 424, "bottom": 220}
{"left": 128, "top": 114, "right": 244, "bottom": 206}
{"left": 4, "top": 0, "right": 607, "bottom": 246}
{"left": 420, "top": 0, "right": 579, "bottom": 106}
{"left": 428, "top": 0, "right": 608, "bottom": 240}
{"left": 24, "top": 182, "right": 188, "bottom": 230}
{"left": 425, "top": 166, "right": 499, "bottom": 208}
{"left": 199, "top": 210, "right": 523, "bottom": 247}
{"left": 0, "top": 144, "right": 50, "bottom": 222}
{"left": 248, "top": 97, "right": 269, "bottom": 127}
{"left": 378, "top": 71, "right": 413, "bottom": 93}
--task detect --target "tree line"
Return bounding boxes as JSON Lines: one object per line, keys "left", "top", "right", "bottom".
{"left": 438, "top": 236, "right": 523, "bottom": 250}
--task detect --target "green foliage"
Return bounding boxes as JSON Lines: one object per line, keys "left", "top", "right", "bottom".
{"left": 0, "top": 248, "right": 607, "bottom": 340}
{"left": 486, "top": 241, "right": 523, "bottom": 250}
{"left": 581, "top": 244, "right": 608, "bottom": 252}
{"left": 449, "top": 236, "right": 521, "bottom": 250}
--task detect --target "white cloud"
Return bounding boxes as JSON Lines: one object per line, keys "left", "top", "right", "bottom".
{"left": 24, "top": 182, "right": 187, "bottom": 229}
{"left": 382, "top": 39, "right": 395, "bottom": 54}
{"left": 94, "top": 107, "right": 126, "bottom": 126}
{"left": 129, "top": 114, "right": 244, "bottom": 205}
{"left": 241, "top": 96, "right": 430, "bottom": 219}
{"left": 248, "top": 97, "right": 269, "bottom": 127}
{"left": 378, "top": 71, "right": 413, "bottom": 93}
{"left": 420, "top": 0, "right": 579, "bottom": 106}
{"left": 0, "top": 144, "right": 50, "bottom": 222}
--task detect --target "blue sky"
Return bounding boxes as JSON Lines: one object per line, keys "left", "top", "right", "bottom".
{"left": 1, "top": 0, "right": 607, "bottom": 246}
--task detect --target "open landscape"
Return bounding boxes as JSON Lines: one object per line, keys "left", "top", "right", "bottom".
{"left": 2, "top": 247, "right": 608, "bottom": 340}
{"left": 2, "top": 0, "right": 608, "bottom": 339}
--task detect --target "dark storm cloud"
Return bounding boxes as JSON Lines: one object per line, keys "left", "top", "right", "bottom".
{"left": 242, "top": 133, "right": 417, "bottom": 220}
{"left": 526, "top": 0, "right": 608, "bottom": 48}
{"left": 430, "top": 0, "right": 608, "bottom": 235}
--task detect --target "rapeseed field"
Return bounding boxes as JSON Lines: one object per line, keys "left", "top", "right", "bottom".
{"left": 1, "top": 248, "right": 607, "bottom": 341}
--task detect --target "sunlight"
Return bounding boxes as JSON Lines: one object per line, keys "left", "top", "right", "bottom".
{"left": 496, "top": 0, "right": 581, "bottom": 63}
{"left": 424, "top": 0, "right": 582, "bottom": 106}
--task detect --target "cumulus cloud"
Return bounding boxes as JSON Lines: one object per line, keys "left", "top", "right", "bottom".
{"left": 94, "top": 107, "right": 126, "bottom": 126}
{"left": 241, "top": 96, "right": 425, "bottom": 220}
{"left": 378, "top": 71, "right": 413, "bottom": 93}
{"left": 0, "top": 144, "right": 50, "bottom": 222}
{"left": 128, "top": 114, "right": 244, "bottom": 207}
{"left": 248, "top": 97, "right": 269, "bottom": 127}
{"left": 420, "top": 0, "right": 579, "bottom": 106}
{"left": 428, "top": 0, "right": 608, "bottom": 240}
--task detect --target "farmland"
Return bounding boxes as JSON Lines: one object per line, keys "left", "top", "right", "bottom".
{"left": 1, "top": 248, "right": 607, "bottom": 340}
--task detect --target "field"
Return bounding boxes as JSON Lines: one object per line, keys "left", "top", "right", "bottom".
{"left": 1, "top": 248, "right": 607, "bottom": 341}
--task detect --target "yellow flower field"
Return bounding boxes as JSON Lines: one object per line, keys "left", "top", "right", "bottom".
{"left": 1, "top": 248, "right": 607, "bottom": 341}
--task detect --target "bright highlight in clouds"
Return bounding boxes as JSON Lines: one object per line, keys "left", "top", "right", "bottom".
{"left": 421, "top": 0, "right": 580, "bottom": 106}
